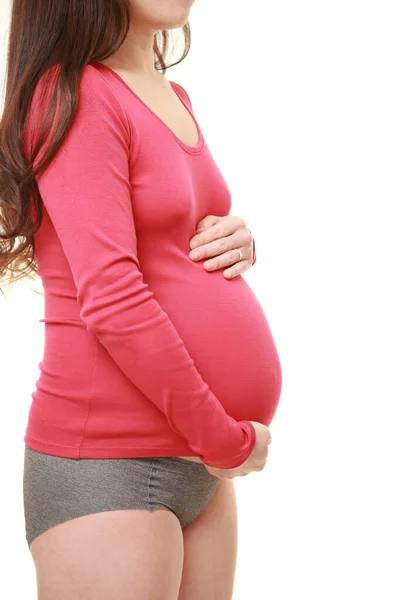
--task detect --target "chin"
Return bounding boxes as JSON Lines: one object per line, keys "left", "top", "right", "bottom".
{"left": 156, "top": 11, "right": 192, "bottom": 30}
{"left": 132, "top": 0, "right": 194, "bottom": 31}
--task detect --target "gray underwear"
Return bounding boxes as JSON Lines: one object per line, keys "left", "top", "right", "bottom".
{"left": 23, "top": 444, "right": 221, "bottom": 548}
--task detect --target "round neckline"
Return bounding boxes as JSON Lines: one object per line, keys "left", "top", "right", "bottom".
{"left": 92, "top": 62, "right": 205, "bottom": 155}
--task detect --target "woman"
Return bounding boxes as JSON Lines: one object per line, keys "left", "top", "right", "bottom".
{"left": 0, "top": 1, "right": 282, "bottom": 598}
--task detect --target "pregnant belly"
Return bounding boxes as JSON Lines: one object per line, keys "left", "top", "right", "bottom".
{"left": 146, "top": 260, "right": 282, "bottom": 427}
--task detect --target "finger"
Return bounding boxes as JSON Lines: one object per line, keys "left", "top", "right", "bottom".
{"left": 206, "top": 466, "right": 234, "bottom": 479}
{"left": 217, "top": 472, "right": 237, "bottom": 479}
{"left": 195, "top": 214, "right": 220, "bottom": 233}
{"left": 204, "top": 465, "right": 224, "bottom": 479}
{"left": 223, "top": 257, "right": 251, "bottom": 279}
{"left": 204, "top": 247, "right": 249, "bottom": 274}
{"left": 189, "top": 233, "right": 249, "bottom": 264}
{"left": 258, "top": 459, "right": 267, "bottom": 471}
{"left": 190, "top": 216, "right": 244, "bottom": 251}
{"left": 221, "top": 467, "right": 250, "bottom": 479}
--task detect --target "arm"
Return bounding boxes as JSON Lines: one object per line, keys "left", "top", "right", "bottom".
{"left": 27, "top": 67, "right": 256, "bottom": 469}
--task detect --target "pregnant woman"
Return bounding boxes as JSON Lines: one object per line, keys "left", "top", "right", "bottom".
{"left": 0, "top": 1, "right": 282, "bottom": 598}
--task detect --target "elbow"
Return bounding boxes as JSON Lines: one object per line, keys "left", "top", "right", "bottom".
{"left": 75, "top": 269, "right": 158, "bottom": 336}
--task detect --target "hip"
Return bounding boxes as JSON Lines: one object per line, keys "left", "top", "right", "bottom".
{"left": 23, "top": 444, "right": 220, "bottom": 548}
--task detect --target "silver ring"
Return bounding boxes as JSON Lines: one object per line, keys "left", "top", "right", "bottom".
{"left": 234, "top": 248, "right": 243, "bottom": 262}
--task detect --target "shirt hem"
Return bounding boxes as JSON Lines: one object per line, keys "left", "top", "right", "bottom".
{"left": 24, "top": 434, "right": 199, "bottom": 460}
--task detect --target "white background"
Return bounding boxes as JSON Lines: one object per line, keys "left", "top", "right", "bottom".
{"left": 1, "top": 0, "right": 399, "bottom": 598}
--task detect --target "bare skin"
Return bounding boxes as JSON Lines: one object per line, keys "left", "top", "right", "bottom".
{"left": 177, "top": 479, "right": 239, "bottom": 600}
{"left": 30, "top": 479, "right": 238, "bottom": 600}
{"left": 30, "top": 510, "right": 185, "bottom": 600}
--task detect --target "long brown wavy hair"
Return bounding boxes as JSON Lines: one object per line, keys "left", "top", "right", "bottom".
{"left": 0, "top": 0, "right": 191, "bottom": 298}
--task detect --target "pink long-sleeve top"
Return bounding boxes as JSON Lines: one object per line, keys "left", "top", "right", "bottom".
{"left": 23, "top": 62, "right": 282, "bottom": 469}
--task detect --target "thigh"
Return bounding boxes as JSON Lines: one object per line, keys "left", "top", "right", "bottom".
{"left": 23, "top": 446, "right": 185, "bottom": 600}
{"left": 30, "top": 509, "right": 184, "bottom": 600}
{"left": 178, "top": 478, "right": 238, "bottom": 600}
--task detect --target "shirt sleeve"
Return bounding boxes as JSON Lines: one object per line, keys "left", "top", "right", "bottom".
{"left": 26, "top": 66, "right": 256, "bottom": 469}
